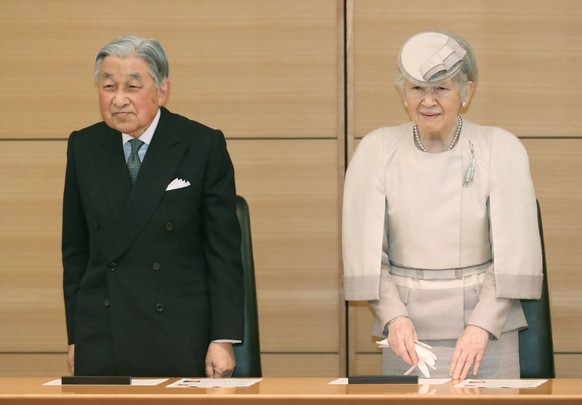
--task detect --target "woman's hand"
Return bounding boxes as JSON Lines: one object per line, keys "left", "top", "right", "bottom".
{"left": 449, "top": 325, "right": 490, "bottom": 379}
{"left": 387, "top": 316, "right": 419, "bottom": 366}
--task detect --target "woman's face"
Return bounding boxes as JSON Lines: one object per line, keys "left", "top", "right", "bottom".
{"left": 404, "top": 79, "right": 473, "bottom": 138}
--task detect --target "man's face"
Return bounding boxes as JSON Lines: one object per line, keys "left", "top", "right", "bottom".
{"left": 97, "top": 56, "right": 169, "bottom": 137}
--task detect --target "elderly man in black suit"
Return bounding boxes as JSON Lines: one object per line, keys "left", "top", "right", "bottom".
{"left": 62, "top": 35, "right": 244, "bottom": 378}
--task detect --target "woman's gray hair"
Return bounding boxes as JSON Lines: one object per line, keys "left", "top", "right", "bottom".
{"left": 395, "top": 30, "right": 478, "bottom": 100}
{"left": 94, "top": 35, "right": 169, "bottom": 88}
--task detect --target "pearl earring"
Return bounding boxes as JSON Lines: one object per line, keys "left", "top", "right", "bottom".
{"left": 462, "top": 102, "right": 467, "bottom": 108}
{"left": 404, "top": 102, "right": 408, "bottom": 108}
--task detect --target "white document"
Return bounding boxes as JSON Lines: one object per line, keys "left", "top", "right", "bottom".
{"left": 454, "top": 379, "right": 547, "bottom": 389}
{"left": 43, "top": 379, "right": 62, "bottom": 386}
{"left": 166, "top": 378, "right": 262, "bottom": 388}
{"left": 132, "top": 378, "right": 169, "bottom": 386}
{"left": 329, "top": 378, "right": 348, "bottom": 384}
{"left": 419, "top": 378, "right": 451, "bottom": 385}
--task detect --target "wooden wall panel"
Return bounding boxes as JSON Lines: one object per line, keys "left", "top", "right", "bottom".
{"left": 523, "top": 139, "right": 582, "bottom": 353}
{"left": 0, "top": 141, "right": 67, "bottom": 352}
{"left": 228, "top": 139, "right": 340, "bottom": 353}
{"left": 555, "top": 354, "right": 582, "bottom": 378}
{"left": 262, "top": 354, "right": 339, "bottom": 377}
{"left": 0, "top": 355, "right": 68, "bottom": 377}
{"left": 350, "top": 0, "right": 582, "bottom": 138}
{"left": 0, "top": 0, "right": 339, "bottom": 139}
{"left": 353, "top": 353, "right": 382, "bottom": 376}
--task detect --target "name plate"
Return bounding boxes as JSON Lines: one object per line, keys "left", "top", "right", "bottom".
{"left": 61, "top": 376, "right": 131, "bottom": 385}
{"left": 348, "top": 375, "right": 419, "bottom": 384}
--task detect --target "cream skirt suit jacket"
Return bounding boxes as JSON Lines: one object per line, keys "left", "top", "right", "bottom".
{"left": 342, "top": 120, "right": 543, "bottom": 349}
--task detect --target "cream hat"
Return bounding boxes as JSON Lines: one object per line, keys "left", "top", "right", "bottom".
{"left": 398, "top": 32, "right": 467, "bottom": 86}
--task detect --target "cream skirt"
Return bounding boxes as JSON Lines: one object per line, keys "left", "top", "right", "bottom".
{"left": 381, "top": 329, "right": 520, "bottom": 378}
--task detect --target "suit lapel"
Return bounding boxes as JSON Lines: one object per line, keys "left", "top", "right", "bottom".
{"left": 109, "top": 110, "right": 188, "bottom": 260}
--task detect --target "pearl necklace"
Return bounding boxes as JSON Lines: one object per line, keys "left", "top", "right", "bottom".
{"left": 413, "top": 114, "right": 463, "bottom": 152}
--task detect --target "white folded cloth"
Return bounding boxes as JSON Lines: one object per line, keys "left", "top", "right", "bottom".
{"left": 166, "top": 178, "right": 191, "bottom": 191}
{"left": 376, "top": 339, "right": 437, "bottom": 378}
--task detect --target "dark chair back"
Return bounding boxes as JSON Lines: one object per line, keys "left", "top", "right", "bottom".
{"left": 232, "top": 195, "right": 262, "bottom": 377}
{"left": 519, "top": 201, "right": 555, "bottom": 378}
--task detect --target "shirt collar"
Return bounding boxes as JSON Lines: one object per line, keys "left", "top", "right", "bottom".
{"left": 121, "top": 108, "right": 161, "bottom": 145}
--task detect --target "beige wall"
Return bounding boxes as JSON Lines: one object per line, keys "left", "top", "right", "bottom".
{"left": 1, "top": 0, "right": 581, "bottom": 378}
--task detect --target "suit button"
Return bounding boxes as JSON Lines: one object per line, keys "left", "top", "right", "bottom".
{"left": 152, "top": 262, "right": 161, "bottom": 271}
{"left": 108, "top": 262, "right": 117, "bottom": 271}
{"left": 90, "top": 222, "right": 99, "bottom": 231}
{"left": 164, "top": 222, "right": 174, "bottom": 231}
{"left": 155, "top": 303, "right": 165, "bottom": 312}
{"left": 104, "top": 299, "right": 110, "bottom": 308}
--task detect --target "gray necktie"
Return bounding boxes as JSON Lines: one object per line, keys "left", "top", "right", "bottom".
{"left": 127, "top": 138, "right": 145, "bottom": 185}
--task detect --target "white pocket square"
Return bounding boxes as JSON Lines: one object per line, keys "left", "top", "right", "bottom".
{"left": 166, "top": 178, "right": 191, "bottom": 191}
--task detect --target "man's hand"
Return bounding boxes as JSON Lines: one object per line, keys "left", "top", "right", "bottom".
{"left": 449, "top": 325, "right": 490, "bottom": 379}
{"left": 387, "top": 316, "right": 419, "bottom": 366}
{"left": 205, "top": 342, "right": 236, "bottom": 378}
{"left": 67, "top": 344, "right": 75, "bottom": 375}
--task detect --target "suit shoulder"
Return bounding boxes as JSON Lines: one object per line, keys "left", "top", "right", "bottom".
{"left": 468, "top": 122, "right": 527, "bottom": 153}
{"left": 162, "top": 108, "right": 223, "bottom": 139}
{"left": 360, "top": 124, "right": 409, "bottom": 146}
{"left": 355, "top": 123, "right": 411, "bottom": 158}
{"left": 70, "top": 121, "right": 111, "bottom": 139}
{"left": 68, "top": 121, "right": 114, "bottom": 150}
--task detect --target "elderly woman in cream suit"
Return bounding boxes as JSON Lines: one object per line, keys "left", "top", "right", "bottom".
{"left": 342, "top": 31, "right": 543, "bottom": 379}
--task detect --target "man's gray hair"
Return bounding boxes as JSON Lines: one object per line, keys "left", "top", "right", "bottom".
{"left": 94, "top": 35, "right": 169, "bottom": 88}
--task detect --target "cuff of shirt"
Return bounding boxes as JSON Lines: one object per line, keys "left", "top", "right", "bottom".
{"left": 211, "top": 339, "right": 242, "bottom": 344}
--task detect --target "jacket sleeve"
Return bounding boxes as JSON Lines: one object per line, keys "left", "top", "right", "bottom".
{"left": 467, "top": 265, "right": 513, "bottom": 339}
{"left": 62, "top": 132, "right": 90, "bottom": 345}
{"left": 342, "top": 130, "right": 388, "bottom": 301}
{"left": 201, "top": 130, "right": 244, "bottom": 341}
{"left": 368, "top": 273, "right": 410, "bottom": 337}
{"left": 488, "top": 130, "right": 543, "bottom": 299}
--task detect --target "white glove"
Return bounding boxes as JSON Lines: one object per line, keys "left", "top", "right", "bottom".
{"left": 376, "top": 339, "right": 437, "bottom": 378}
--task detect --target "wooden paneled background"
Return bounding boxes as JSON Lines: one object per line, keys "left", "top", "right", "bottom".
{"left": 0, "top": 0, "right": 580, "bottom": 378}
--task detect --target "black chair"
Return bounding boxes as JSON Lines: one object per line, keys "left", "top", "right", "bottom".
{"left": 232, "top": 195, "right": 262, "bottom": 377}
{"left": 518, "top": 201, "right": 555, "bottom": 378}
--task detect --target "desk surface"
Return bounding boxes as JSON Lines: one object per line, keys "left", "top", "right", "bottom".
{"left": 1, "top": 377, "right": 582, "bottom": 404}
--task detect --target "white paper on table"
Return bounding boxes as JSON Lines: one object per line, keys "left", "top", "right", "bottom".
{"left": 454, "top": 379, "right": 547, "bottom": 389}
{"left": 166, "top": 378, "right": 262, "bottom": 388}
{"left": 43, "top": 378, "right": 168, "bottom": 386}
{"left": 419, "top": 378, "right": 451, "bottom": 385}
{"left": 132, "top": 378, "right": 169, "bottom": 386}
{"left": 43, "top": 379, "right": 62, "bottom": 386}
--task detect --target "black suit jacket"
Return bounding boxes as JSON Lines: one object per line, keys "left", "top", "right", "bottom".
{"left": 62, "top": 107, "right": 244, "bottom": 376}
